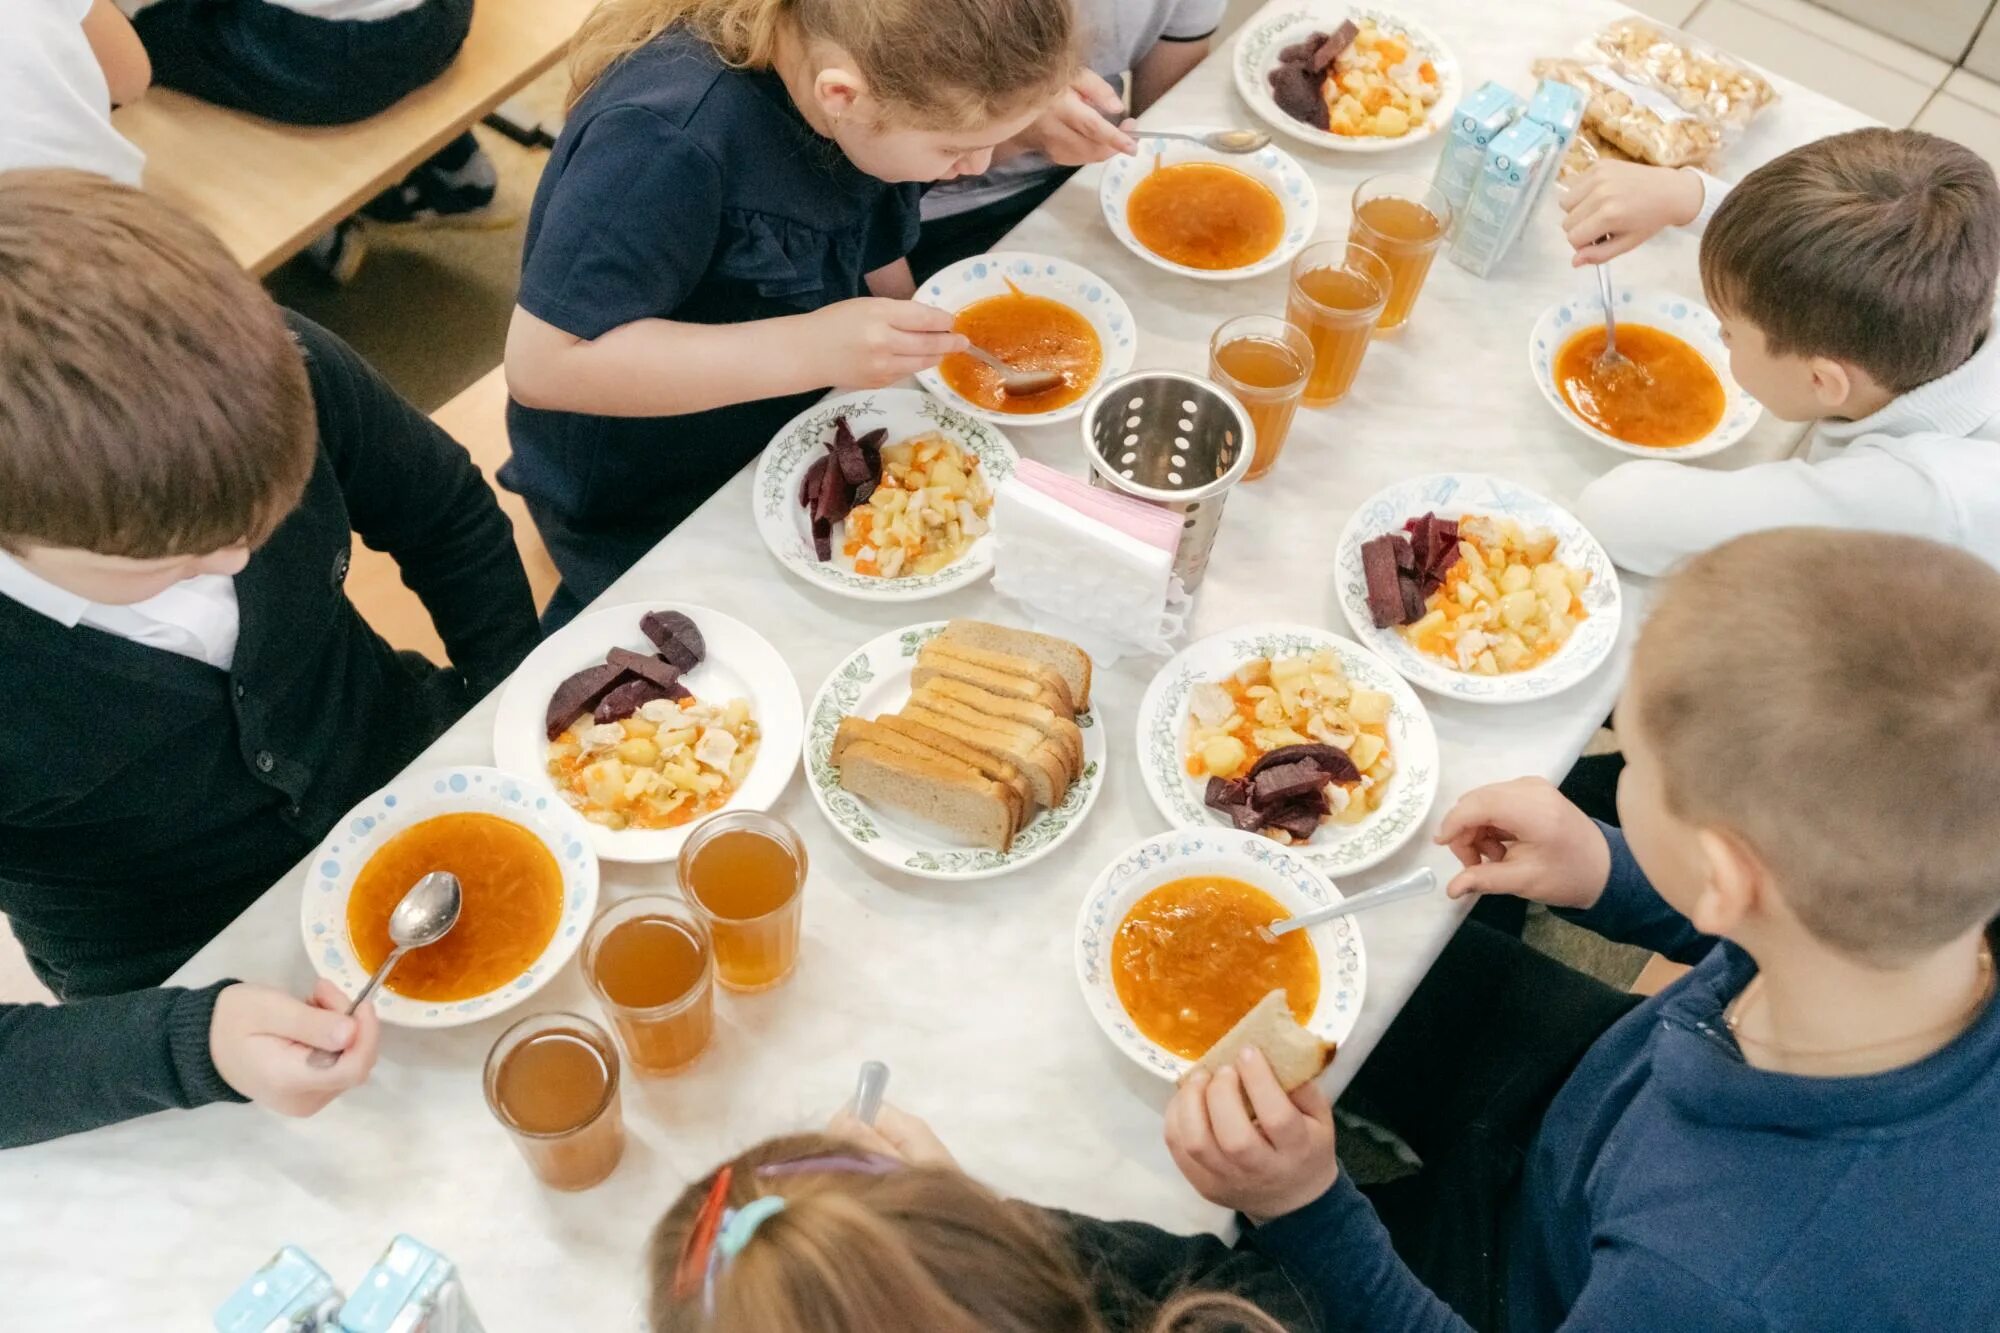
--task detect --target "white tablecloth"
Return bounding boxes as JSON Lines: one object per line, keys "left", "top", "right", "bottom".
{"left": 0, "top": 3, "right": 1872, "bottom": 1325}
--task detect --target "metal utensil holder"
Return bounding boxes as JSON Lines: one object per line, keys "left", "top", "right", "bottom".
{"left": 1079, "top": 370, "right": 1253, "bottom": 590}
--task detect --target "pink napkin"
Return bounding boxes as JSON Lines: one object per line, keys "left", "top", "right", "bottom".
{"left": 1010, "top": 458, "right": 1182, "bottom": 554}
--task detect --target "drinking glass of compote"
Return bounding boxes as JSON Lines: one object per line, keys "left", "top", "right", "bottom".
{"left": 1350, "top": 174, "right": 1453, "bottom": 333}
{"left": 1286, "top": 237, "right": 1391, "bottom": 408}
{"left": 483, "top": 1012, "right": 625, "bottom": 1191}
{"left": 678, "top": 810, "right": 808, "bottom": 992}
{"left": 1208, "top": 315, "right": 1314, "bottom": 481}
{"left": 583, "top": 895, "right": 716, "bottom": 1075}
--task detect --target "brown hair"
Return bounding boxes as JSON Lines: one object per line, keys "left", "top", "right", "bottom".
{"left": 1632, "top": 529, "right": 2000, "bottom": 965}
{"left": 1699, "top": 128, "right": 2000, "bottom": 393}
{"left": 0, "top": 169, "right": 314, "bottom": 558}
{"left": 648, "top": 1135, "right": 1287, "bottom": 1333}
{"left": 567, "top": 0, "right": 1075, "bottom": 124}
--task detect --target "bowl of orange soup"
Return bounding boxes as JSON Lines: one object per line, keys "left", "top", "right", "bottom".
{"left": 1074, "top": 828, "right": 1366, "bottom": 1081}
{"left": 300, "top": 765, "right": 600, "bottom": 1027}
{"left": 917, "top": 252, "right": 1137, "bottom": 427}
{"left": 1098, "top": 131, "right": 1318, "bottom": 282}
{"left": 1530, "top": 288, "right": 1761, "bottom": 461}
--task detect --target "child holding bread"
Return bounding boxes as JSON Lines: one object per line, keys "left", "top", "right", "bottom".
{"left": 501, "top": 0, "right": 1080, "bottom": 626}
{"left": 1168, "top": 529, "right": 2000, "bottom": 1330}
{"left": 646, "top": 1101, "right": 1317, "bottom": 1331}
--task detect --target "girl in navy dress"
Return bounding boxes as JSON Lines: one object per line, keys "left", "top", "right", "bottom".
{"left": 502, "top": 0, "right": 1077, "bottom": 625}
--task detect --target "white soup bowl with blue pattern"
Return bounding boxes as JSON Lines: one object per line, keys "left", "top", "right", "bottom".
{"left": 1097, "top": 130, "right": 1319, "bottom": 282}
{"left": 1529, "top": 287, "right": 1761, "bottom": 461}
{"left": 299, "top": 765, "right": 600, "bottom": 1029}
{"left": 1075, "top": 828, "right": 1366, "bottom": 1082}
{"left": 916, "top": 251, "right": 1137, "bottom": 427}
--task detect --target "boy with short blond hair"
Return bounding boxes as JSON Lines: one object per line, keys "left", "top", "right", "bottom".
{"left": 1564, "top": 129, "right": 2000, "bottom": 575}
{"left": 0, "top": 169, "right": 539, "bottom": 1146}
{"left": 1168, "top": 528, "right": 2000, "bottom": 1330}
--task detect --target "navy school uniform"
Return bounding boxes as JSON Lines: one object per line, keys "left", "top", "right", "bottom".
{"left": 502, "top": 27, "right": 920, "bottom": 622}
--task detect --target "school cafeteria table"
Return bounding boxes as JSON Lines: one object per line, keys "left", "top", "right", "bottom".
{"left": 2, "top": 3, "right": 1871, "bottom": 1325}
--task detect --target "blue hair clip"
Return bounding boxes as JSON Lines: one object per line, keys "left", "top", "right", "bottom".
{"left": 702, "top": 1196, "right": 787, "bottom": 1316}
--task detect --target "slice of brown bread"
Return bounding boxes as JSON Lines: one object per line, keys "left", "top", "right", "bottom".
{"left": 941, "top": 620, "right": 1092, "bottom": 711}
{"left": 922, "top": 639, "right": 1075, "bottom": 715}
{"left": 913, "top": 677, "right": 1083, "bottom": 777}
{"left": 904, "top": 689, "right": 1076, "bottom": 788}
{"left": 836, "top": 741, "right": 1015, "bottom": 852}
{"left": 874, "top": 715, "right": 1034, "bottom": 816}
{"left": 912, "top": 645, "right": 1071, "bottom": 716}
{"left": 1179, "top": 990, "right": 1333, "bottom": 1093}
{"left": 833, "top": 718, "right": 1021, "bottom": 839}
{"left": 898, "top": 702, "right": 1067, "bottom": 808}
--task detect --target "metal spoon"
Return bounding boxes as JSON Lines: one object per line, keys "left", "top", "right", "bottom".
{"left": 1594, "top": 262, "right": 1644, "bottom": 386}
{"left": 306, "top": 870, "right": 462, "bottom": 1068}
{"left": 1130, "top": 127, "right": 1272, "bottom": 154}
{"left": 852, "top": 1060, "right": 890, "bottom": 1126}
{"left": 1264, "top": 867, "right": 1436, "bottom": 941}
{"left": 958, "top": 344, "right": 1066, "bottom": 398}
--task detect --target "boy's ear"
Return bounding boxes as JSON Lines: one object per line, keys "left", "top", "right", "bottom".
{"left": 813, "top": 67, "right": 866, "bottom": 123}
{"left": 1806, "top": 356, "right": 1854, "bottom": 411}
{"left": 1689, "top": 826, "right": 1766, "bottom": 938}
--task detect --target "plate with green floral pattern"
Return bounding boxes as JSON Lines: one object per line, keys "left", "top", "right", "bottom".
{"left": 1135, "top": 622, "right": 1437, "bottom": 876}
{"left": 754, "top": 389, "right": 1018, "bottom": 603}
{"left": 803, "top": 622, "right": 1106, "bottom": 880}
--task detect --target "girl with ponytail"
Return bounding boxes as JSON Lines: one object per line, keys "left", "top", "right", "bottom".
{"left": 647, "top": 1105, "right": 1318, "bottom": 1332}
{"left": 500, "top": 0, "right": 1076, "bottom": 626}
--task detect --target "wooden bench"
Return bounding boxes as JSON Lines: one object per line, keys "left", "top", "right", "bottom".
{"left": 113, "top": 0, "right": 596, "bottom": 275}
{"left": 347, "top": 367, "right": 557, "bottom": 662}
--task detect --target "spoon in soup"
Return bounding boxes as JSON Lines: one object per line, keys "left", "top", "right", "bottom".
{"left": 1261, "top": 867, "right": 1435, "bottom": 941}
{"left": 1128, "top": 127, "right": 1272, "bottom": 154}
{"left": 306, "top": 870, "right": 462, "bottom": 1068}
{"left": 1593, "top": 262, "right": 1649, "bottom": 391}
{"left": 957, "top": 344, "right": 1067, "bottom": 398}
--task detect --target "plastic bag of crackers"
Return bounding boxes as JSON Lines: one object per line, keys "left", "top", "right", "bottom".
{"left": 1588, "top": 19, "right": 1777, "bottom": 132}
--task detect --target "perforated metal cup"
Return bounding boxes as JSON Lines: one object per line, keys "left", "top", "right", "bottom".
{"left": 1079, "top": 370, "right": 1253, "bottom": 590}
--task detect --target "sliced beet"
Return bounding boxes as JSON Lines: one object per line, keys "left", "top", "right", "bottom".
{"left": 1278, "top": 33, "right": 1327, "bottom": 64}
{"left": 1204, "top": 776, "right": 1250, "bottom": 810}
{"left": 854, "top": 477, "right": 878, "bottom": 504}
{"left": 593, "top": 676, "right": 671, "bottom": 725}
{"left": 799, "top": 456, "right": 829, "bottom": 510}
{"left": 1264, "top": 799, "right": 1327, "bottom": 842}
{"left": 545, "top": 662, "right": 631, "bottom": 739}
{"left": 812, "top": 516, "right": 833, "bottom": 562}
{"left": 606, "top": 647, "right": 683, "bottom": 693}
{"left": 814, "top": 441, "right": 849, "bottom": 523}
{"left": 1268, "top": 62, "right": 1328, "bottom": 130}
{"left": 1312, "top": 19, "right": 1358, "bottom": 72}
{"left": 1252, "top": 760, "right": 1330, "bottom": 806}
{"left": 640, "top": 611, "right": 705, "bottom": 671}
{"left": 859, "top": 430, "right": 884, "bottom": 484}
{"left": 1221, "top": 800, "right": 1268, "bottom": 832}
{"left": 1401, "top": 571, "right": 1428, "bottom": 623}
{"left": 1362, "top": 535, "right": 1408, "bottom": 628}
{"left": 1249, "top": 743, "right": 1361, "bottom": 786}
{"left": 832, "top": 418, "right": 873, "bottom": 486}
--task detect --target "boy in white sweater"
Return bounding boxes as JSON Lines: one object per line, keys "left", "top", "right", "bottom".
{"left": 1559, "top": 129, "right": 2000, "bottom": 576}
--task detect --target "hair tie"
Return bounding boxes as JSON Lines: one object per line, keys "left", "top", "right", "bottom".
{"left": 702, "top": 1196, "right": 788, "bottom": 1316}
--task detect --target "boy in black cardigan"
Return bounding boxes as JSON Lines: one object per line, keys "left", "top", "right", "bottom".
{"left": 0, "top": 170, "right": 541, "bottom": 1146}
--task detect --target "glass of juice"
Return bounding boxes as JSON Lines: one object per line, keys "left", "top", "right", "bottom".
{"left": 1350, "top": 174, "right": 1453, "bottom": 333}
{"left": 1208, "top": 315, "right": 1314, "bottom": 482}
{"left": 582, "top": 895, "right": 715, "bottom": 1075}
{"left": 678, "top": 810, "right": 808, "bottom": 992}
{"left": 483, "top": 1012, "right": 625, "bottom": 1191}
{"left": 1286, "top": 238, "right": 1390, "bottom": 409}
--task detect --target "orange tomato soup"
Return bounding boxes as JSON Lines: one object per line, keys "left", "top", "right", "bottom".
{"left": 939, "top": 286, "right": 1101, "bottom": 415}
{"left": 346, "top": 812, "right": 562, "bottom": 1002}
{"left": 1127, "top": 161, "right": 1286, "bottom": 271}
{"left": 1112, "top": 875, "right": 1319, "bottom": 1059}
{"left": 1555, "top": 324, "right": 1726, "bottom": 448}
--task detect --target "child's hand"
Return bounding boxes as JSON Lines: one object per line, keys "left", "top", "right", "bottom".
{"left": 1434, "top": 777, "right": 1612, "bottom": 910}
{"left": 1018, "top": 69, "right": 1138, "bottom": 166}
{"left": 810, "top": 298, "right": 966, "bottom": 389}
{"left": 827, "top": 1101, "right": 960, "bottom": 1169}
{"left": 1560, "top": 162, "right": 1707, "bottom": 266}
{"left": 1164, "top": 1048, "right": 1337, "bottom": 1223}
{"left": 208, "top": 979, "right": 380, "bottom": 1118}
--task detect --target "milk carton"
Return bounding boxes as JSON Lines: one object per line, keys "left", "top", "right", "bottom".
{"left": 1431, "top": 81, "right": 1524, "bottom": 227}
{"left": 1449, "top": 118, "right": 1558, "bottom": 278}
{"left": 213, "top": 1247, "right": 344, "bottom": 1333}
{"left": 337, "top": 1236, "right": 485, "bottom": 1333}
{"left": 1523, "top": 78, "right": 1588, "bottom": 215}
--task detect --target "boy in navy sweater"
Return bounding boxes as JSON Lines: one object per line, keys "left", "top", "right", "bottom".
{"left": 1167, "top": 528, "right": 2000, "bottom": 1330}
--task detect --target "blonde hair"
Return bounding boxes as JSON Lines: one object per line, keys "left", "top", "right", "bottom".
{"left": 1633, "top": 529, "right": 2000, "bottom": 965}
{"left": 648, "top": 1135, "right": 1289, "bottom": 1333}
{"left": 567, "top": 0, "right": 1075, "bottom": 124}
{"left": 0, "top": 169, "right": 314, "bottom": 557}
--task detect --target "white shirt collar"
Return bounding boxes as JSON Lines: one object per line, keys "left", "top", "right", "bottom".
{"left": 0, "top": 548, "right": 92, "bottom": 626}
{"left": 1816, "top": 324, "right": 2000, "bottom": 447}
{"left": 0, "top": 548, "right": 240, "bottom": 670}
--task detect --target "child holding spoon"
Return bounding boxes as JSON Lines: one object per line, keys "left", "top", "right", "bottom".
{"left": 502, "top": 0, "right": 1079, "bottom": 626}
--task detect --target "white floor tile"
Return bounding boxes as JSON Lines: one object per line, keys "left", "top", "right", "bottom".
{"left": 1688, "top": 1, "right": 1940, "bottom": 126}
{"left": 1944, "top": 69, "right": 2000, "bottom": 116}
{"left": 1731, "top": 0, "right": 1954, "bottom": 86}
{"left": 1913, "top": 93, "right": 2000, "bottom": 176}
{"left": 1623, "top": 0, "right": 1704, "bottom": 28}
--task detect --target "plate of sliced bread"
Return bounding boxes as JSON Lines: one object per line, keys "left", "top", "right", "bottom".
{"left": 804, "top": 619, "right": 1105, "bottom": 879}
